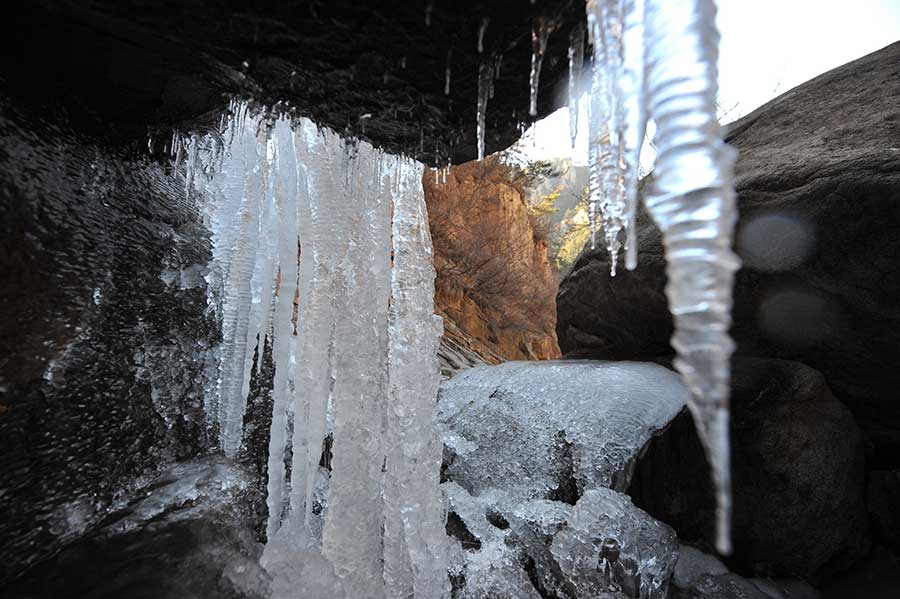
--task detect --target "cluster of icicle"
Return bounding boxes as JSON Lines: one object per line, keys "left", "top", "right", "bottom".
{"left": 181, "top": 103, "right": 450, "bottom": 598}
{"left": 578, "top": 0, "right": 740, "bottom": 553}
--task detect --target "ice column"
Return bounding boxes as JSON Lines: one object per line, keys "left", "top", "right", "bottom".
{"left": 191, "top": 106, "right": 449, "bottom": 596}
{"left": 583, "top": 0, "right": 740, "bottom": 552}
{"left": 382, "top": 160, "right": 451, "bottom": 599}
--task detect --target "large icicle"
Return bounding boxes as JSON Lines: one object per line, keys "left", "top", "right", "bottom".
{"left": 319, "top": 141, "right": 392, "bottom": 599}
{"left": 382, "top": 159, "right": 450, "bottom": 599}
{"left": 641, "top": 0, "right": 739, "bottom": 554}
{"left": 215, "top": 118, "right": 265, "bottom": 457}
{"left": 582, "top": 0, "right": 740, "bottom": 552}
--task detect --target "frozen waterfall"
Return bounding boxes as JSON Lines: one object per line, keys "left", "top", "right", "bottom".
{"left": 185, "top": 107, "right": 449, "bottom": 599}
{"left": 581, "top": 0, "right": 740, "bottom": 553}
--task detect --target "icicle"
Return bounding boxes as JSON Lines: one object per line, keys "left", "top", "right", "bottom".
{"left": 641, "top": 0, "right": 739, "bottom": 554}
{"left": 477, "top": 17, "right": 490, "bottom": 54}
{"left": 193, "top": 101, "right": 453, "bottom": 596}
{"left": 382, "top": 158, "right": 450, "bottom": 599}
{"left": 476, "top": 61, "right": 492, "bottom": 161}
{"left": 184, "top": 133, "right": 200, "bottom": 200}
{"left": 216, "top": 120, "right": 266, "bottom": 458}
{"left": 265, "top": 118, "right": 302, "bottom": 540}
{"left": 425, "top": 0, "right": 433, "bottom": 26}
{"left": 585, "top": 0, "right": 628, "bottom": 273}
{"left": 568, "top": 23, "right": 585, "bottom": 149}
{"left": 529, "top": 19, "right": 551, "bottom": 116}
{"left": 320, "top": 142, "right": 392, "bottom": 599}
{"left": 173, "top": 135, "right": 184, "bottom": 177}
{"left": 444, "top": 49, "right": 452, "bottom": 96}
{"left": 581, "top": 0, "right": 738, "bottom": 553}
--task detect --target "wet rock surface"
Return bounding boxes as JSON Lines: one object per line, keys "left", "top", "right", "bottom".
{"left": 556, "top": 41, "right": 900, "bottom": 467}
{"left": 0, "top": 99, "right": 219, "bottom": 584}
{"left": 0, "top": 459, "right": 268, "bottom": 599}
{"left": 3, "top": 0, "right": 585, "bottom": 164}
{"left": 628, "top": 358, "right": 871, "bottom": 580}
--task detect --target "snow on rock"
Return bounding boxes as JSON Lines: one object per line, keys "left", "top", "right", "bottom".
{"left": 438, "top": 360, "right": 684, "bottom": 598}
{"left": 438, "top": 360, "right": 688, "bottom": 500}
{"left": 443, "top": 482, "right": 677, "bottom": 599}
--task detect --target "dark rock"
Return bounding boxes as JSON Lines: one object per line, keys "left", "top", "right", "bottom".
{"left": 556, "top": 41, "right": 900, "bottom": 467}
{"left": 820, "top": 545, "right": 900, "bottom": 599}
{"left": 627, "top": 358, "right": 871, "bottom": 580}
{"left": 673, "top": 573, "right": 773, "bottom": 599}
{"left": 0, "top": 459, "right": 269, "bottom": 599}
{"left": 0, "top": 98, "right": 219, "bottom": 584}
{"left": 2, "top": 0, "right": 587, "bottom": 164}
{"left": 867, "top": 470, "right": 900, "bottom": 554}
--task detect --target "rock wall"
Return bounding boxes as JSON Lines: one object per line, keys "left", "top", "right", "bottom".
{"left": 425, "top": 159, "right": 561, "bottom": 363}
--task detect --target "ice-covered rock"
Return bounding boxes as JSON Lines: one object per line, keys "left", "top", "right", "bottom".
{"left": 551, "top": 488, "right": 677, "bottom": 598}
{"left": 443, "top": 483, "right": 677, "bottom": 599}
{"left": 438, "top": 360, "right": 689, "bottom": 500}
{"left": 439, "top": 360, "right": 685, "bottom": 599}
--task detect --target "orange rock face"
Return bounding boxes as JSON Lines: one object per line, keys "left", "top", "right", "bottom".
{"left": 424, "top": 158, "right": 561, "bottom": 362}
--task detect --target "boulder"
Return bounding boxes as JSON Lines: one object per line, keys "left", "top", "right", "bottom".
{"left": 556, "top": 41, "right": 900, "bottom": 466}
{"left": 627, "top": 358, "right": 871, "bottom": 579}
{"left": 437, "top": 360, "right": 689, "bottom": 500}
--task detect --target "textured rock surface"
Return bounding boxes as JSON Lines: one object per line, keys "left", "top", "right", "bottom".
{"left": 556, "top": 41, "right": 900, "bottom": 466}
{"left": 868, "top": 470, "right": 900, "bottom": 554}
{"left": 628, "top": 358, "right": 871, "bottom": 580}
{"left": 443, "top": 483, "right": 678, "bottom": 599}
{"left": 0, "top": 459, "right": 267, "bottom": 599}
{"left": 438, "top": 361, "right": 685, "bottom": 598}
{"left": 2, "top": 0, "right": 585, "bottom": 164}
{"left": 0, "top": 99, "right": 218, "bottom": 585}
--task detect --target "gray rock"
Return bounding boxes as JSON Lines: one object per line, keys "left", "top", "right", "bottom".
{"left": 556, "top": 40, "right": 900, "bottom": 467}
{"left": 628, "top": 358, "right": 871, "bottom": 579}
{"left": 673, "top": 545, "right": 729, "bottom": 590}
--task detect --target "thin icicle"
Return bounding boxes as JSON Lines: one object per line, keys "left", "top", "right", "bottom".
{"left": 444, "top": 49, "right": 452, "bottom": 96}
{"left": 585, "top": 0, "right": 628, "bottom": 273}
{"left": 568, "top": 23, "right": 585, "bottom": 149}
{"left": 477, "top": 17, "right": 490, "bottom": 54}
{"left": 529, "top": 19, "right": 552, "bottom": 116}
{"left": 476, "top": 61, "right": 492, "bottom": 161}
